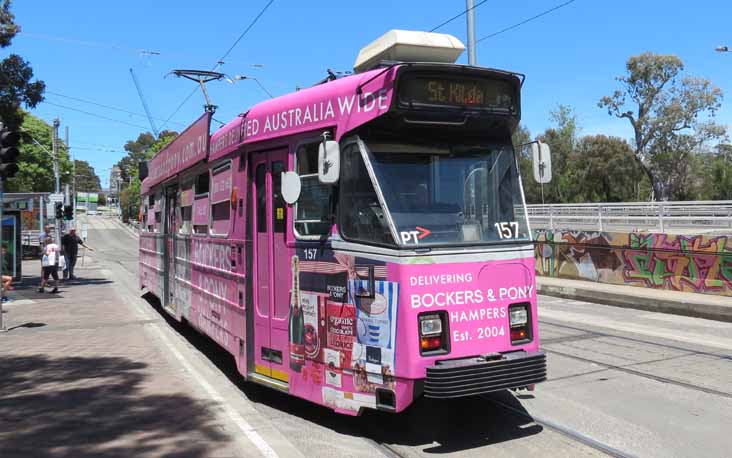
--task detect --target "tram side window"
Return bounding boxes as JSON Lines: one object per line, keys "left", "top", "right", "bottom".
{"left": 339, "top": 144, "right": 394, "bottom": 245}
{"left": 294, "top": 142, "right": 332, "bottom": 238}
{"left": 194, "top": 172, "right": 210, "bottom": 235}
{"left": 146, "top": 194, "right": 155, "bottom": 232}
{"left": 179, "top": 183, "right": 193, "bottom": 234}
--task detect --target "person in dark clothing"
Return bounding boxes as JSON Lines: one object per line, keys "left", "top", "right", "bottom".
{"left": 61, "top": 228, "right": 94, "bottom": 280}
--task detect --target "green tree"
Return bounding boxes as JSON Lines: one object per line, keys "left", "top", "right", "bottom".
{"left": 117, "top": 130, "right": 176, "bottom": 182}
{"left": 598, "top": 52, "right": 725, "bottom": 200}
{"left": 574, "top": 135, "right": 650, "bottom": 202}
{"left": 701, "top": 144, "right": 732, "bottom": 200}
{"left": 0, "top": 0, "right": 45, "bottom": 128}
{"left": 74, "top": 160, "right": 101, "bottom": 192}
{"left": 5, "top": 112, "right": 72, "bottom": 192}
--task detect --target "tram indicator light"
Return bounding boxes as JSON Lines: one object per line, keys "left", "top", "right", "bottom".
{"left": 420, "top": 336, "right": 442, "bottom": 351}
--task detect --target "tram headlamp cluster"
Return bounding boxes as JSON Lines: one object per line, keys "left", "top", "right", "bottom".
{"left": 509, "top": 303, "right": 532, "bottom": 345}
{"left": 419, "top": 312, "right": 449, "bottom": 355}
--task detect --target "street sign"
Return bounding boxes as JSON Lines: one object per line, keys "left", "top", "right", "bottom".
{"left": 49, "top": 193, "right": 64, "bottom": 203}
{"left": 81, "top": 223, "right": 88, "bottom": 241}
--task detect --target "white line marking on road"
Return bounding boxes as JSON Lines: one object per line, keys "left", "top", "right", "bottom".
{"left": 148, "top": 324, "right": 280, "bottom": 458}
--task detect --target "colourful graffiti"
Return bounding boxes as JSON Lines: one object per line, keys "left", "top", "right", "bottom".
{"left": 535, "top": 230, "right": 732, "bottom": 297}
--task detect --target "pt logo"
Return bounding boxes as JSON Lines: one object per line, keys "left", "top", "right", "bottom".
{"left": 400, "top": 226, "right": 431, "bottom": 244}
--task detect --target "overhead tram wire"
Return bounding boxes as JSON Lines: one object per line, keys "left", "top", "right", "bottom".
{"left": 430, "top": 0, "right": 489, "bottom": 32}
{"left": 160, "top": 0, "right": 276, "bottom": 130}
{"left": 477, "top": 0, "right": 578, "bottom": 42}
{"left": 41, "top": 101, "right": 151, "bottom": 130}
{"left": 46, "top": 91, "right": 187, "bottom": 127}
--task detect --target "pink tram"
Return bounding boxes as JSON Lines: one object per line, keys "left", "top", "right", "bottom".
{"left": 139, "top": 30, "right": 546, "bottom": 415}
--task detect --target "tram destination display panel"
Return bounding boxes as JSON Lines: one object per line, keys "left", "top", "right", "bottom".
{"left": 397, "top": 73, "right": 518, "bottom": 112}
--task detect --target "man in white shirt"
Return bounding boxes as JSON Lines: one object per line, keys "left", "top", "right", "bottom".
{"left": 39, "top": 241, "right": 60, "bottom": 294}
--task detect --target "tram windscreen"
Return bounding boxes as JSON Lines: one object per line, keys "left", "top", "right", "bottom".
{"left": 365, "top": 141, "right": 530, "bottom": 246}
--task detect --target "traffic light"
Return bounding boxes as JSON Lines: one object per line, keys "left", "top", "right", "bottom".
{"left": 63, "top": 204, "right": 73, "bottom": 220}
{"left": 55, "top": 202, "right": 63, "bottom": 220}
{"left": 0, "top": 122, "right": 21, "bottom": 180}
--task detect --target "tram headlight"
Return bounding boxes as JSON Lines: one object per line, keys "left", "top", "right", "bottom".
{"left": 419, "top": 314, "right": 442, "bottom": 336}
{"left": 509, "top": 307, "right": 528, "bottom": 328}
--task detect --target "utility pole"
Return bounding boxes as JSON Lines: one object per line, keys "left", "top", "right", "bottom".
{"left": 466, "top": 0, "right": 477, "bottom": 66}
{"left": 52, "top": 118, "right": 61, "bottom": 244}
{"left": 66, "top": 126, "right": 75, "bottom": 223}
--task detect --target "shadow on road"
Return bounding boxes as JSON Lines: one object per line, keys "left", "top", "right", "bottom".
{"left": 142, "top": 294, "right": 543, "bottom": 455}
{"left": 0, "top": 354, "right": 228, "bottom": 458}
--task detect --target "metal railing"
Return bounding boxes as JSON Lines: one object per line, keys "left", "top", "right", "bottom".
{"left": 526, "top": 201, "right": 732, "bottom": 232}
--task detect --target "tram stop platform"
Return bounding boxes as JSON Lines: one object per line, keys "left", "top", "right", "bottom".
{"left": 537, "top": 276, "right": 732, "bottom": 323}
{"left": 0, "top": 256, "right": 302, "bottom": 458}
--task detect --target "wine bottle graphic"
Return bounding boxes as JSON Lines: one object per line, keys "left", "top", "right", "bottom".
{"left": 289, "top": 256, "right": 305, "bottom": 372}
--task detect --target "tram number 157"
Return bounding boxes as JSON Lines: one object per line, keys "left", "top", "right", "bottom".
{"left": 494, "top": 221, "right": 519, "bottom": 239}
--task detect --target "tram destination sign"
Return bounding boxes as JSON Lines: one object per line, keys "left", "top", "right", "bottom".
{"left": 398, "top": 74, "right": 516, "bottom": 112}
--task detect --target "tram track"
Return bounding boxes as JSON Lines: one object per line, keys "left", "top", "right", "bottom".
{"left": 481, "top": 394, "right": 637, "bottom": 458}
{"left": 539, "top": 319, "right": 732, "bottom": 399}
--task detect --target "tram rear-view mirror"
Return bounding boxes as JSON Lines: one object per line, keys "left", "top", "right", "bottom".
{"left": 318, "top": 140, "right": 340, "bottom": 184}
{"left": 531, "top": 141, "right": 552, "bottom": 184}
{"left": 282, "top": 171, "right": 302, "bottom": 204}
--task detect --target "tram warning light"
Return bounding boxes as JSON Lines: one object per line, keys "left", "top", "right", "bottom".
{"left": 63, "top": 204, "right": 73, "bottom": 220}
{"left": 55, "top": 202, "right": 64, "bottom": 220}
{"left": 0, "top": 122, "right": 21, "bottom": 180}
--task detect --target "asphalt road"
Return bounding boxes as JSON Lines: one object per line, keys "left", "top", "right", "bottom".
{"left": 85, "top": 214, "right": 732, "bottom": 458}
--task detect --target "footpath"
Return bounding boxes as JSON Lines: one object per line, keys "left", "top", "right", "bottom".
{"left": 0, "top": 246, "right": 300, "bottom": 457}
{"left": 537, "top": 276, "right": 732, "bottom": 323}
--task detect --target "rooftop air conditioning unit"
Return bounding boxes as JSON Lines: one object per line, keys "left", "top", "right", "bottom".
{"left": 353, "top": 30, "right": 465, "bottom": 74}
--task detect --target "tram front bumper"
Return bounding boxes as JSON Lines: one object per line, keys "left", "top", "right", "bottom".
{"left": 423, "top": 351, "right": 547, "bottom": 399}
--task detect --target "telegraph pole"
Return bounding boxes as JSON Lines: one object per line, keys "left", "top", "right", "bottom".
{"left": 466, "top": 0, "right": 477, "bottom": 65}
{"left": 52, "top": 119, "right": 61, "bottom": 244}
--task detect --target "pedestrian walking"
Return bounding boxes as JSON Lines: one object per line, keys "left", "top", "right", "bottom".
{"left": 61, "top": 228, "right": 94, "bottom": 280}
{"left": 39, "top": 241, "right": 60, "bottom": 294}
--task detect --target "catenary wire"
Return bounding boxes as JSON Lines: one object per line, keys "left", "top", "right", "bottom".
{"left": 430, "top": 0, "right": 489, "bottom": 32}
{"left": 160, "top": 0, "right": 276, "bottom": 129}
{"left": 41, "top": 101, "right": 151, "bottom": 130}
{"left": 46, "top": 91, "right": 186, "bottom": 127}
{"left": 477, "top": 0, "right": 577, "bottom": 43}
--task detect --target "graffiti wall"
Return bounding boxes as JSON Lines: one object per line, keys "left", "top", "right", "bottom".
{"left": 535, "top": 230, "right": 732, "bottom": 297}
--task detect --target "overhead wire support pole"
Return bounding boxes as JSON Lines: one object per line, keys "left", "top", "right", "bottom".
{"left": 466, "top": 0, "right": 477, "bottom": 65}
{"left": 52, "top": 119, "right": 61, "bottom": 245}
{"left": 130, "top": 68, "right": 160, "bottom": 137}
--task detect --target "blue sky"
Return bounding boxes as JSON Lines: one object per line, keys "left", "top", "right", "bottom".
{"left": 7, "top": 0, "right": 732, "bottom": 188}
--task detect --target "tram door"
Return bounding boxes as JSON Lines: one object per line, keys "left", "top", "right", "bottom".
{"left": 251, "top": 150, "right": 290, "bottom": 383}
{"left": 163, "top": 185, "right": 178, "bottom": 315}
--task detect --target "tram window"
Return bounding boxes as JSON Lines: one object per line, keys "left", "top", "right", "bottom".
{"left": 294, "top": 142, "right": 332, "bottom": 238}
{"left": 272, "top": 161, "right": 286, "bottom": 233}
{"left": 211, "top": 202, "right": 230, "bottom": 235}
{"left": 339, "top": 144, "right": 394, "bottom": 245}
{"left": 179, "top": 183, "right": 193, "bottom": 234}
{"left": 256, "top": 164, "right": 266, "bottom": 233}
{"left": 195, "top": 172, "right": 210, "bottom": 195}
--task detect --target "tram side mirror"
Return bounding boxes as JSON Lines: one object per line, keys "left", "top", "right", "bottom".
{"left": 139, "top": 161, "right": 149, "bottom": 181}
{"left": 531, "top": 141, "right": 552, "bottom": 184}
{"left": 281, "top": 171, "right": 302, "bottom": 204}
{"left": 318, "top": 140, "right": 340, "bottom": 184}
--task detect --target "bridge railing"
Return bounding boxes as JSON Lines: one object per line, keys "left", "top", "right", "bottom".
{"left": 526, "top": 201, "right": 732, "bottom": 232}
